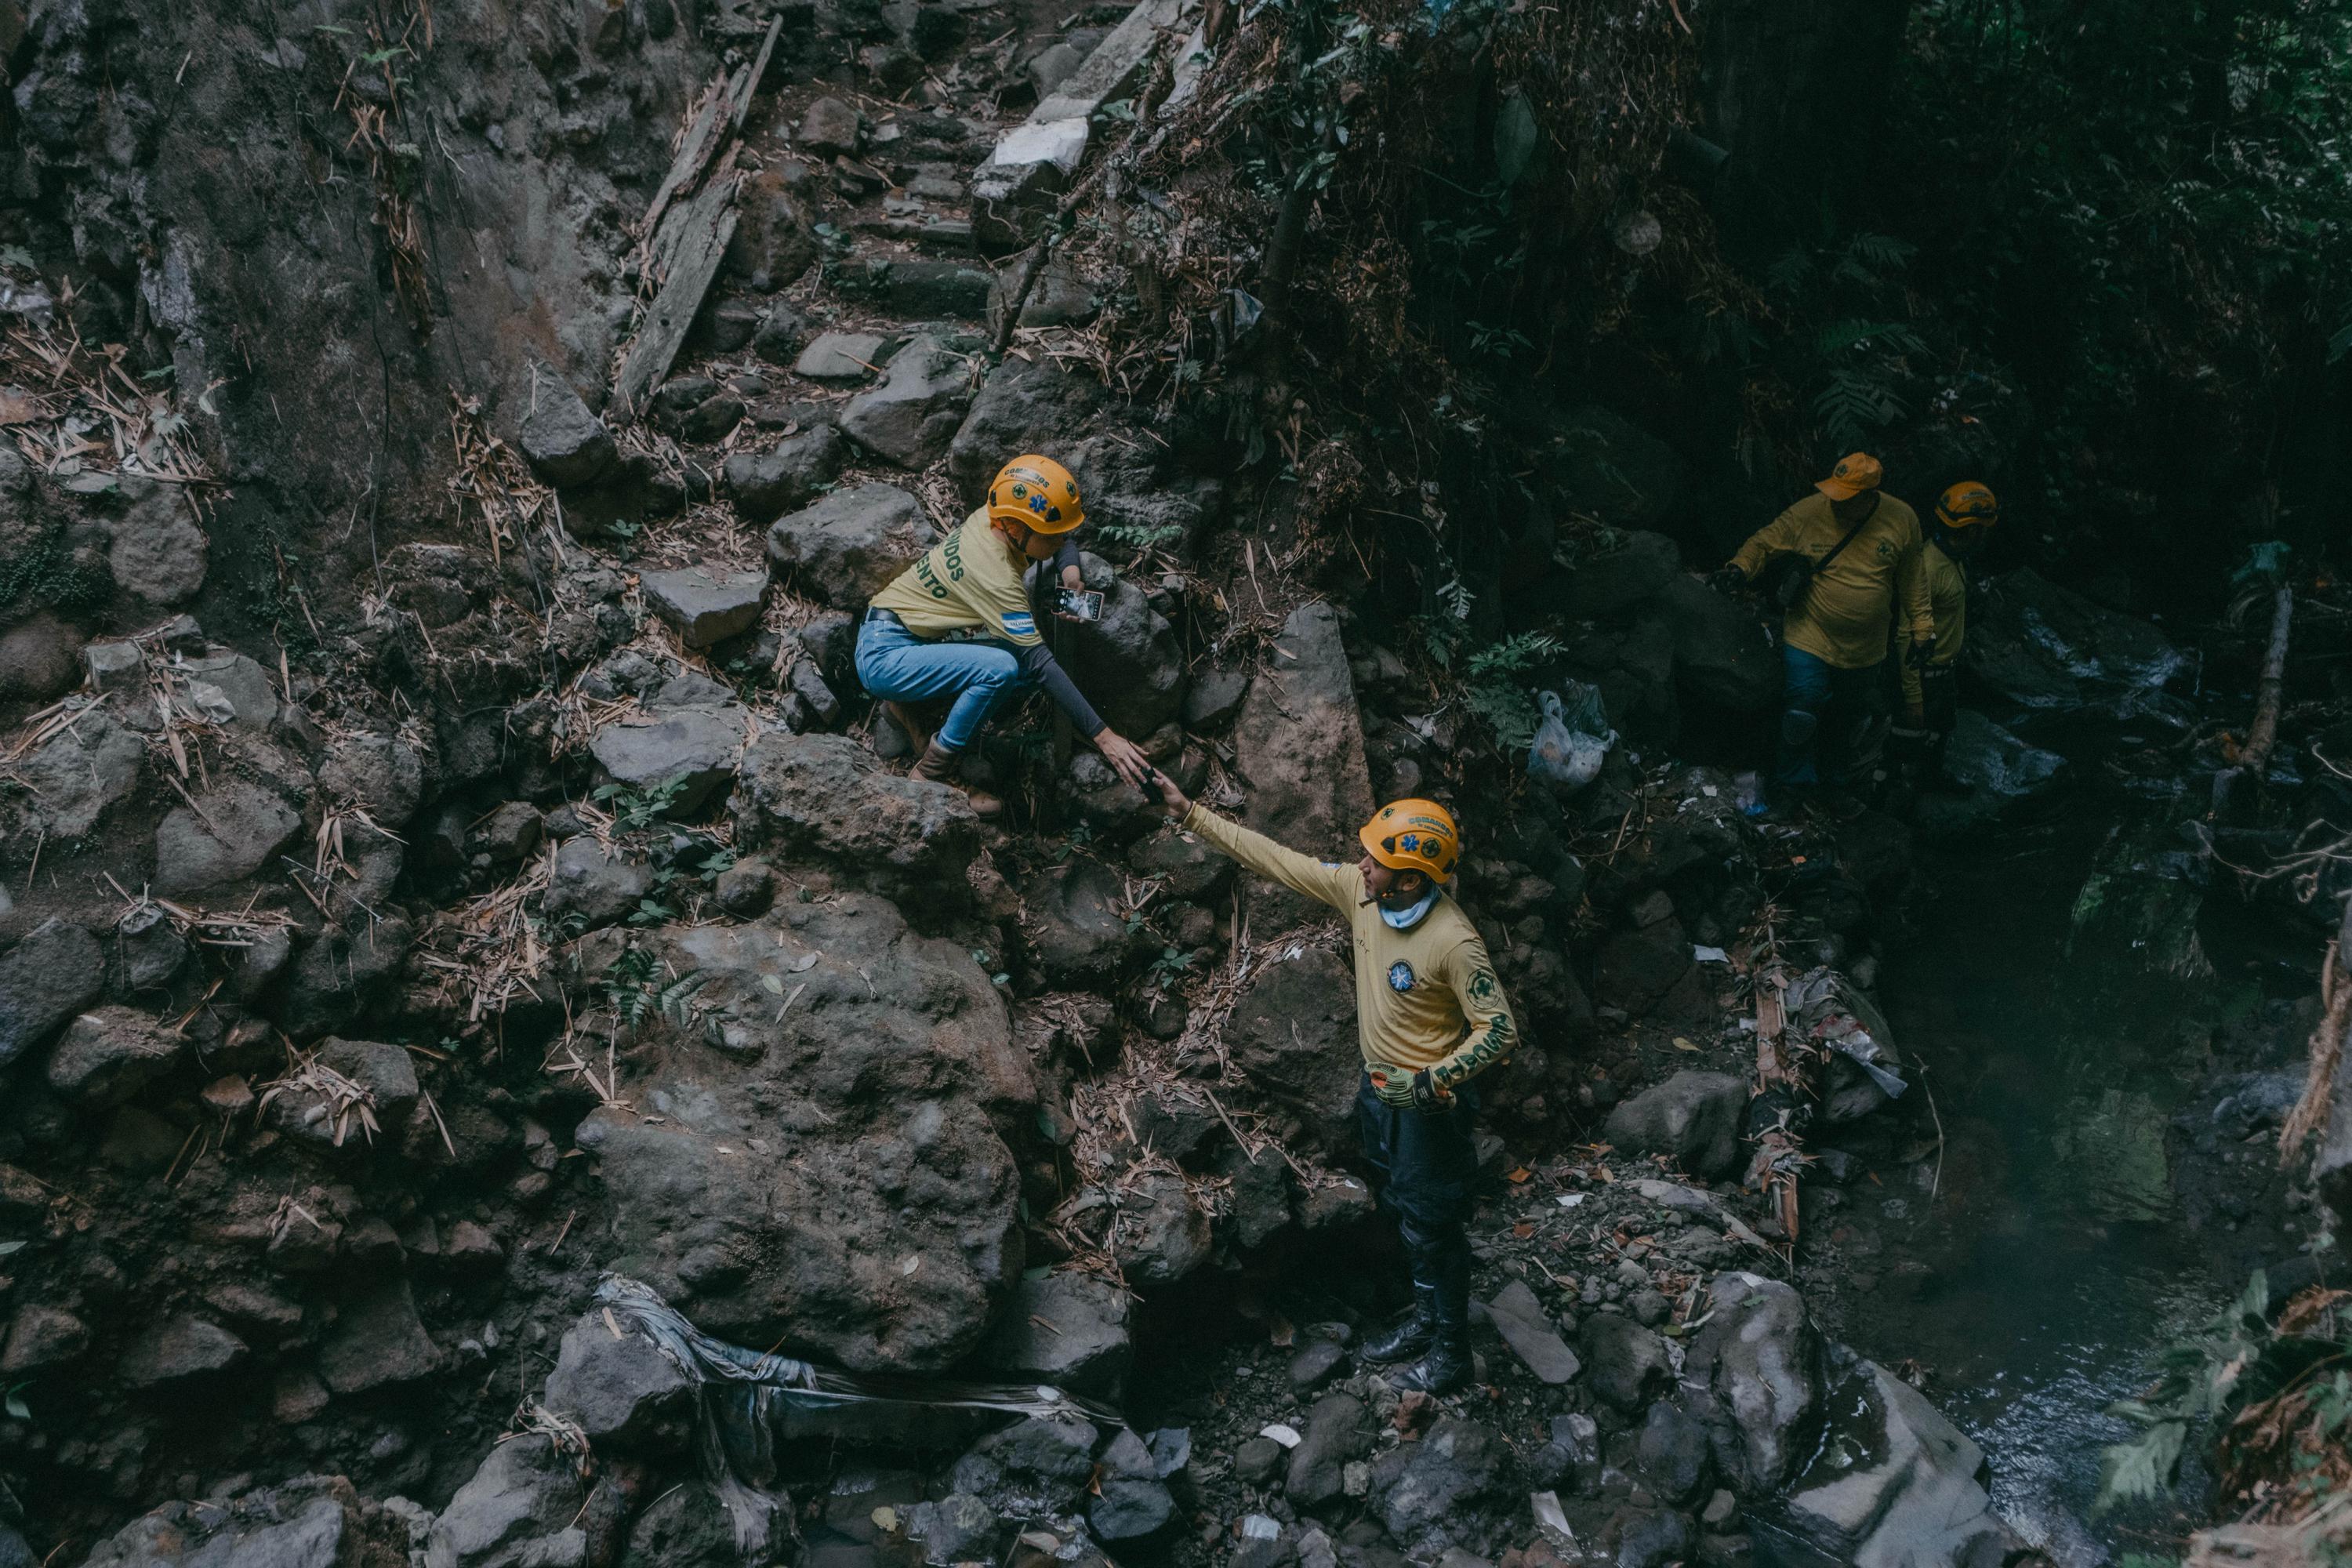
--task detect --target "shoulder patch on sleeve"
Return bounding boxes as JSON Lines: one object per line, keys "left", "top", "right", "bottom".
{"left": 1000, "top": 612, "right": 1037, "bottom": 639}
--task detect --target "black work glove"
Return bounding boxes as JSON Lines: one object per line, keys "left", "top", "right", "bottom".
{"left": 1410, "top": 1069, "right": 1446, "bottom": 1109}
{"left": 1708, "top": 568, "right": 1748, "bottom": 597}
{"left": 1905, "top": 633, "right": 1938, "bottom": 670}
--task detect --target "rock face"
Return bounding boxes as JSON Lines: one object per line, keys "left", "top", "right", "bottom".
{"left": 1753, "top": 1356, "right": 2016, "bottom": 1568}
{"left": 1661, "top": 576, "right": 1778, "bottom": 713}
{"left": 731, "top": 732, "right": 979, "bottom": 910}
{"left": 764, "top": 482, "right": 936, "bottom": 608}
{"left": 543, "top": 1312, "right": 694, "bottom": 1450}
{"left": 425, "top": 1434, "right": 591, "bottom": 1568}
{"left": 840, "top": 334, "right": 975, "bottom": 468}
{"left": 80, "top": 1476, "right": 371, "bottom": 1568}
{"left": 1579, "top": 1314, "right": 1671, "bottom": 1411}
{"left": 1605, "top": 1071, "right": 1749, "bottom": 1179}
{"left": 1563, "top": 531, "right": 1680, "bottom": 619}
{"left": 588, "top": 686, "right": 752, "bottom": 816}
{"left": 1966, "top": 567, "right": 2183, "bottom": 710}
{"left": 1683, "top": 1272, "right": 1825, "bottom": 1494}
{"left": 48, "top": 1007, "right": 185, "bottom": 1107}
{"left": 4, "top": 706, "right": 143, "bottom": 844}
{"left": 518, "top": 368, "right": 618, "bottom": 488}
{"left": 1368, "top": 1417, "right": 1512, "bottom": 1552}
{"left": 572, "top": 894, "right": 1033, "bottom": 1372}
{"left": 979, "top": 1271, "right": 1132, "bottom": 1394}
{"left": 1229, "top": 602, "right": 1373, "bottom": 925}
{"left": 153, "top": 779, "right": 304, "bottom": 895}
{"left": 724, "top": 427, "right": 850, "bottom": 526}
{"left": 0, "top": 919, "right": 103, "bottom": 1070}
{"left": 1058, "top": 553, "right": 1185, "bottom": 738}
{"left": 1225, "top": 946, "right": 1361, "bottom": 1156}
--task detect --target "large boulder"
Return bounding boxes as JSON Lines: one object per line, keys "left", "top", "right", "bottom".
{"left": 1965, "top": 568, "right": 2185, "bottom": 713}
{"left": 764, "top": 483, "right": 935, "bottom": 609}
{"left": 949, "top": 1415, "right": 1098, "bottom": 1517}
{"left": 1021, "top": 856, "right": 1145, "bottom": 988}
{"left": 724, "top": 427, "right": 850, "bottom": 527}
{"left": 1229, "top": 603, "right": 1373, "bottom": 926}
{"left": 425, "top": 1434, "right": 591, "bottom": 1568}
{"left": 1056, "top": 552, "right": 1185, "bottom": 737}
{"left": 978, "top": 1271, "right": 1132, "bottom": 1395}
{"left": 275, "top": 916, "right": 416, "bottom": 1041}
{"left": 1682, "top": 1272, "right": 1825, "bottom": 1494}
{"left": 1541, "top": 405, "right": 1686, "bottom": 532}
{"left": 80, "top": 1476, "right": 374, "bottom": 1568}
{"left": 570, "top": 894, "right": 1035, "bottom": 1372}
{"left": 1578, "top": 1314, "right": 1670, "bottom": 1412}
{"left": 730, "top": 732, "right": 980, "bottom": 911}
{"left": 1753, "top": 1356, "right": 2016, "bottom": 1568}
{"left": 1914, "top": 710, "right": 2069, "bottom": 840}
{"left": 317, "top": 1280, "right": 440, "bottom": 1394}
{"left": 543, "top": 1311, "right": 695, "bottom": 1451}
{"left": 1605, "top": 1071, "right": 1748, "bottom": 1180}
{"left": 1225, "top": 946, "right": 1359, "bottom": 1157}
{"left": 3, "top": 705, "right": 144, "bottom": 844}
{"left": 641, "top": 567, "right": 768, "bottom": 649}
{"left": 588, "top": 687, "right": 751, "bottom": 817}
{"left": 1367, "top": 1417, "right": 1512, "bottom": 1553}
{"left": 946, "top": 341, "right": 1109, "bottom": 502}
{"left": 839, "top": 335, "right": 975, "bottom": 468}
{"left": 48, "top": 1006, "right": 186, "bottom": 1108}
{"left": 1660, "top": 576, "right": 1778, "bottom": 713}
{"left": 0, "top": 918, "right": 103, "bottom": 1071}
{"left": 1563, "top": 531, "right": 1679, "bottom": 619}
{"left": 518, "top": 366, "right": 618, "bottom": 488}
{"left": 154, "top": 778, "right": 304, "bottom": 895}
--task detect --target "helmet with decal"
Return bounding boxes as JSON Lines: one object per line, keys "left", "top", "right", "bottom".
{"left": 1359, "top": 798, "right": 1459, "bottom": 882}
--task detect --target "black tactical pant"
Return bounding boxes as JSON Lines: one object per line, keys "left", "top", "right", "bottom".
{"left": 1356, "top": 1072, "right": 1477, "bottom": 1338}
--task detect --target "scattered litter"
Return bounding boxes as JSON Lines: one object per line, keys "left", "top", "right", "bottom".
{"left": 1240, "top": 1515, "right": 1283, "bottom": 1541}
{"left": 1528, "top": 685, "right": 1616, "bottom": 792}
{"left": 1693, "top": 945, "right": 1730, "bottom": 964}
{"left": 1555, "top": 1193, "right": 1588, "bottom": 1208}
{"left": 1259, "top": 1423, "right": 1301, "bottom": 1448}
{"left": 1530, "top": 1491, "right": 1577, "bottom": 1550}
{"left": 871, "top": 1507, "right": 898, "bottom": 1533}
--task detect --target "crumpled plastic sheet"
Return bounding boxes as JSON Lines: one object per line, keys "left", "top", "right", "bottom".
{"left": 1780, "top": 967, "right": 1908, "bottom": 1100}
{"left": 594, "top": 1276, "right": 1120, "bottom": 1564}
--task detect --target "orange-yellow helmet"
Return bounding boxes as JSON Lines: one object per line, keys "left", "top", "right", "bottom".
{"left": 1935, "top": 481, "right": 2000, "bottom": 529}
{"left": 1359, "top": 798, "right": 1460, "bottom": 882}
{"left": 986, "top": 454, "right": 1085, "bottom": 535}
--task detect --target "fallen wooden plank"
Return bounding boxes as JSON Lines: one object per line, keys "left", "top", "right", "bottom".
{"left": 1033, "top": 0, "right": 1188, "bottom": 122}
{"left": 732, "top": 14, "right": 785, "bottom": 134}
{"left": 612, "top": 169, "right": 741, "bottom": 421}
{"left": 640, "top": 14, "right": 781, "bottom": 239}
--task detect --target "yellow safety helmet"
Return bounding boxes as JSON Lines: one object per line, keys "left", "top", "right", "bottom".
{"left": 986, "top": 454, "right": 1085, "bottom": 535}
{"left": 1934, "top": 481, "right": 2000, "bottom": 529}
{"left": 1359, "top": 798, "right": 1461, "bottom": 883}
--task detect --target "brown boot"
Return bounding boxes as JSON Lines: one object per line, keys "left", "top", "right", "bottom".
{"left": 911, "top": 739, "right": 1002, "bottom": 821}
{"left": 883, "top": 701, "right": 931, "bottom": 759}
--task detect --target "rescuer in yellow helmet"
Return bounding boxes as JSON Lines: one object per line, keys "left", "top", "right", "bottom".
{"left": 1892, "top": 480, "right": 1999, "bottom": 782}
{"left": 858, "top": 454, "right": 1152, "bottom": 818}
{"left": 1148, "top": 771, "right": 1519, "bottom": 1396}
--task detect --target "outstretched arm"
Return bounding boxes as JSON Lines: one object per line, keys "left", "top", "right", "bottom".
{"left": 1150, "top": 771, "right": 1357, "bottom": 913}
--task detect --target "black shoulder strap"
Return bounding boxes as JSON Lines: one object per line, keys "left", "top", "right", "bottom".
{"left": 1813, "top": 495, "right": 1879, "bottom": 575}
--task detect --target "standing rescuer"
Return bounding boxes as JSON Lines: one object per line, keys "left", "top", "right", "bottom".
{"left": 1893, "top": 480, "right": 1998, "bottom": 779}
{"left": 1712, "top": 452, "right": 1932, "bottom": 808}
{"left": 1148, "top": 771, "right": 1519, "bottom": 1396}
{"left": 856, "top": 454, "right": 1152, "bottom": 818}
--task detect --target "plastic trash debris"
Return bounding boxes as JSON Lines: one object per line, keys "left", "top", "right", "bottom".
{"left": 1530, "top": 1491, "right": 1577, "bottom": 1551}
{"left": 1780, "top": 968, "right": 1908, "bottom": 1103}
{"left": 1260, "top": 1423, "right": 1303, "bottom": 1448}
{"left": 1692, "top": 946, "right": 1730, "bottom": 964}
{"left": 1528, "top": 684, "right": 1616, "bottom": 792}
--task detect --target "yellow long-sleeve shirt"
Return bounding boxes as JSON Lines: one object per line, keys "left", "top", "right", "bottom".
{"left": 1729, "top": 492, "right": 1932, "bottom": 670}
{"left": 1180, "top": 804, "right": 1519, "bottom": 1091}
{"left": 1897, "top": 540, "right": 1965, "bottom": 708}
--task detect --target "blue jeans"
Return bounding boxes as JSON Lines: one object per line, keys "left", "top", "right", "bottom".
{"left": 1777, "top": 644, "right": 1889, "bottom": 787}
{"left": 854, "top": 615, "right": 1034, "bottom": 752}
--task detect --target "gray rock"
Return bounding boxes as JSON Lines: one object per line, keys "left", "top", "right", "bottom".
{"left": 1235, "top": 1437, "right": 1284, "bottom": 1486}
{"left": 119, "top": 1315, "right": 247, "bottom": 1386}
{"left": 949, "top": 1415, "right": 1098, "bottom": 1515}
{"left": 1288, "top": 1392, "right": 1371, "bottom": 1510}
{"left": 1289, "top": 1338, "right": 1347, "bottom": 1391}
{"left": 794, "top": 331, "right": 891, "bottom": 384}
{"left": 274, "top": 916, "right": 416, "bottom": 1041}
{"left": 980, "top": 1271, "right": 1131, "bottom": 1395}
{"left": 625, "top": 1483, "right": 737, "bottom": 1568}
{"left": 1966, "top": 567, "right": 2184, "bottom": 712}
{"left": 318, "top": 732, "right": 427, "bottom": 826}
{"left": 0, "top": 918, "right": 103, "bottom": 1071}
{"left": 789, "top": 661, "right": 840, "bottom": 727}
{"left": 471, "top": 802, "right": 544, "bottom": 863}
{"left": 179, "top": 652, "right": 279, "bottom": 731}
{"left": 642, "top": 566, "right": 769, "bottom": 648}
{"left": 544, "top": 1311, "right": 694, "bottom": 1451}
{"left": 1092, "top": 1472, "right": 1174, "bottom": 1542}
{"left": 1220, "top": 1144, "right": 1293, "bottom": 1250}
{"left": 1762, "top": 1358, "right": 2016, "bottom": 1568}
{"left": 753, "top": 303, "right": 809, "bottom": 365}
{"left": 800, "top": 96, "right": 862, "bottom": 155}
{"left": 1603, "top": 1508, "right": 1695, "bottom": 1568}
{"left": 725, "top": 426, "right": 851, "bottom": 526}
{"left": 589, "top": 700, "right": 751, "bottom": 816}
{"left": 1231, "top": 603, "right": 1373, "bottom": 926}
{"left": 519, "top": 368, "right": 618, "bottom": 488}
{"left": 1476, "top": 1278, "right": 1580, "bottom": 1385}
{"left": 866, "top": 258, "right": 995, "bottom": 319}
{"left": 727, "top": 168, "right": 818, "bottom": 290}
{"left": 907, "top": 1494, "right": 1000, "bottom": 1567}
{"left": 107, "top": 481, "right": 209, "bottom": 605}
{"left": 1, "top": 1305, "right": 89, "bottom": 1374}
{"left": 1578, "top": 1315, "right": 1670, "bottom": 1412}
{"left": 764, "top": 482, "right": 935, "bottom": 609}
{"left": 47, "top": 1006, "right": 184, "bottom": 1107}
{"left": 1544, "top": 405, "right": 1686, "bottom": 532}
{"left": 1682, "top": 1272, "right": 1823, "bottom": 1494}
{"left": 1367, "top": 1417, "right": 1511, "bottom": 1552}
{"left": 1181, "top": 667, "right": 1250, "bottom": 729}
{"left": 840, "top": 336, "right": 975, "bottom": 468}
{"left": 1112, "top": 1171, "right": 1210, "bottom": 1284}
{"left": 1606, "top": 1071, "right": 1748, "bottom": 1180}
{"left": 1226, "top": 946, "right": 1359, "bottom": 1160}
{"left": 318, "top": 1279, "right": 440, "bottom": 1395}
{"left": 1636, "top": 1400, "right": 1713, "bottom": 1504}
{"left": 0, "top": 614, "right": 85, "bottom": 706}
{"left": 154, "top": 779, "right": 303, "bottom": 895}
{"left": 946, "top": 354, "right": 1109, "bottom": 499}
{"left": 1525, "top": 1412, "right": 1602, "bottom": 1494}
{"left": 1661, "top": 576, "right": 1778, "bottom": 713}
{"left": 425, "top": 1433, "right": 590, "bottom": 1568}
{"left": 546, "top": 839, "right": 655, "bottom": 932}
{"left": 103, "top": 905, "right": 187, "bottom": 997}
{"left": 1022, "top": 855, "right": 1145, "bottom": 987}
{"left": 714, "top": 858, "right": 776, "bottom": 917}
{"left": 267, "top": 1037, "right": 420, "bottom": 1149}
{"left": 85, "top": 638, "right": 145, "bottom": 691}
{"left": 1056, "top": 552, "right": 1185, "bottom": 737}
{"left": 5, "top": 705, "right": 143, "bottom": 841}
{"left": 81, "top": 1478, "right": 365, "bottom": 1568}
{"left": 730, "top": 731, "right": 979, "bottom": 909}
{"left": 1563, "top": 532, "right": 1680, "bottom": 619}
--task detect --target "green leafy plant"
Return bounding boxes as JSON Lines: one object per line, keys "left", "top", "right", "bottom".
{"left": 1465, "top": 631, "right": 1564, "bottom": 749}
{"left": 593, "top": 775, "right": 691, "bottom": 833}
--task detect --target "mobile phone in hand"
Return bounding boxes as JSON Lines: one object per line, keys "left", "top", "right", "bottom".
{"left": 1056, "top": 587, "right": 1105, "bottom": 622}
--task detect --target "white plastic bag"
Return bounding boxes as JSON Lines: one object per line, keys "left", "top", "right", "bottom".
{"left": 1527, "top": 686, "right": 1615, "bottom": 792}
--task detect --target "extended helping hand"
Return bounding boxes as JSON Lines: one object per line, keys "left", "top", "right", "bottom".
{"left": 1149, "top": 767, "right": 1192, "bottom": 820}
{"left": 1094, "top": 728, "right": 1152, "bottom": 789}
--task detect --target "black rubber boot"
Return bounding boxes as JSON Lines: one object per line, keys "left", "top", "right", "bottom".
{"left": 1389, "top": 1225, "right": 1473, "bottom": 1394}
{"left": 1360, "top": 1287, "right": 1437, "bottom": 1365}
{"left": 1388, "top": 1334, "right": 1472, "bottom": 1396}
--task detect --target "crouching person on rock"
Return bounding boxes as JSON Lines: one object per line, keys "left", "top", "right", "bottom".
{"left": 856, "top": 453, "right": 1152, "bottom": 819}
{"left": 1149, "top": 771, "right": 1519, "bottom": 1396}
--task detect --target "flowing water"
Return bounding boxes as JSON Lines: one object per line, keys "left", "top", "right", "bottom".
{"left": 1846, "top": 804, "right": 2248, "bottom": 1566}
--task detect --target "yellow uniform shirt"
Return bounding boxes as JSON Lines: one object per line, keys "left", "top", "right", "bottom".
{"left": 1897, "top": 540, "right": 1965, "bottom": 708}
{"left": 1730, "top": 492, "right": 1933, "bottom": 670}
{"left": 869, "top": 510, "right": 1042, "bottom": 646}
{"left": 1181, "top": 805, "right": 1519, "bottom": 1091}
